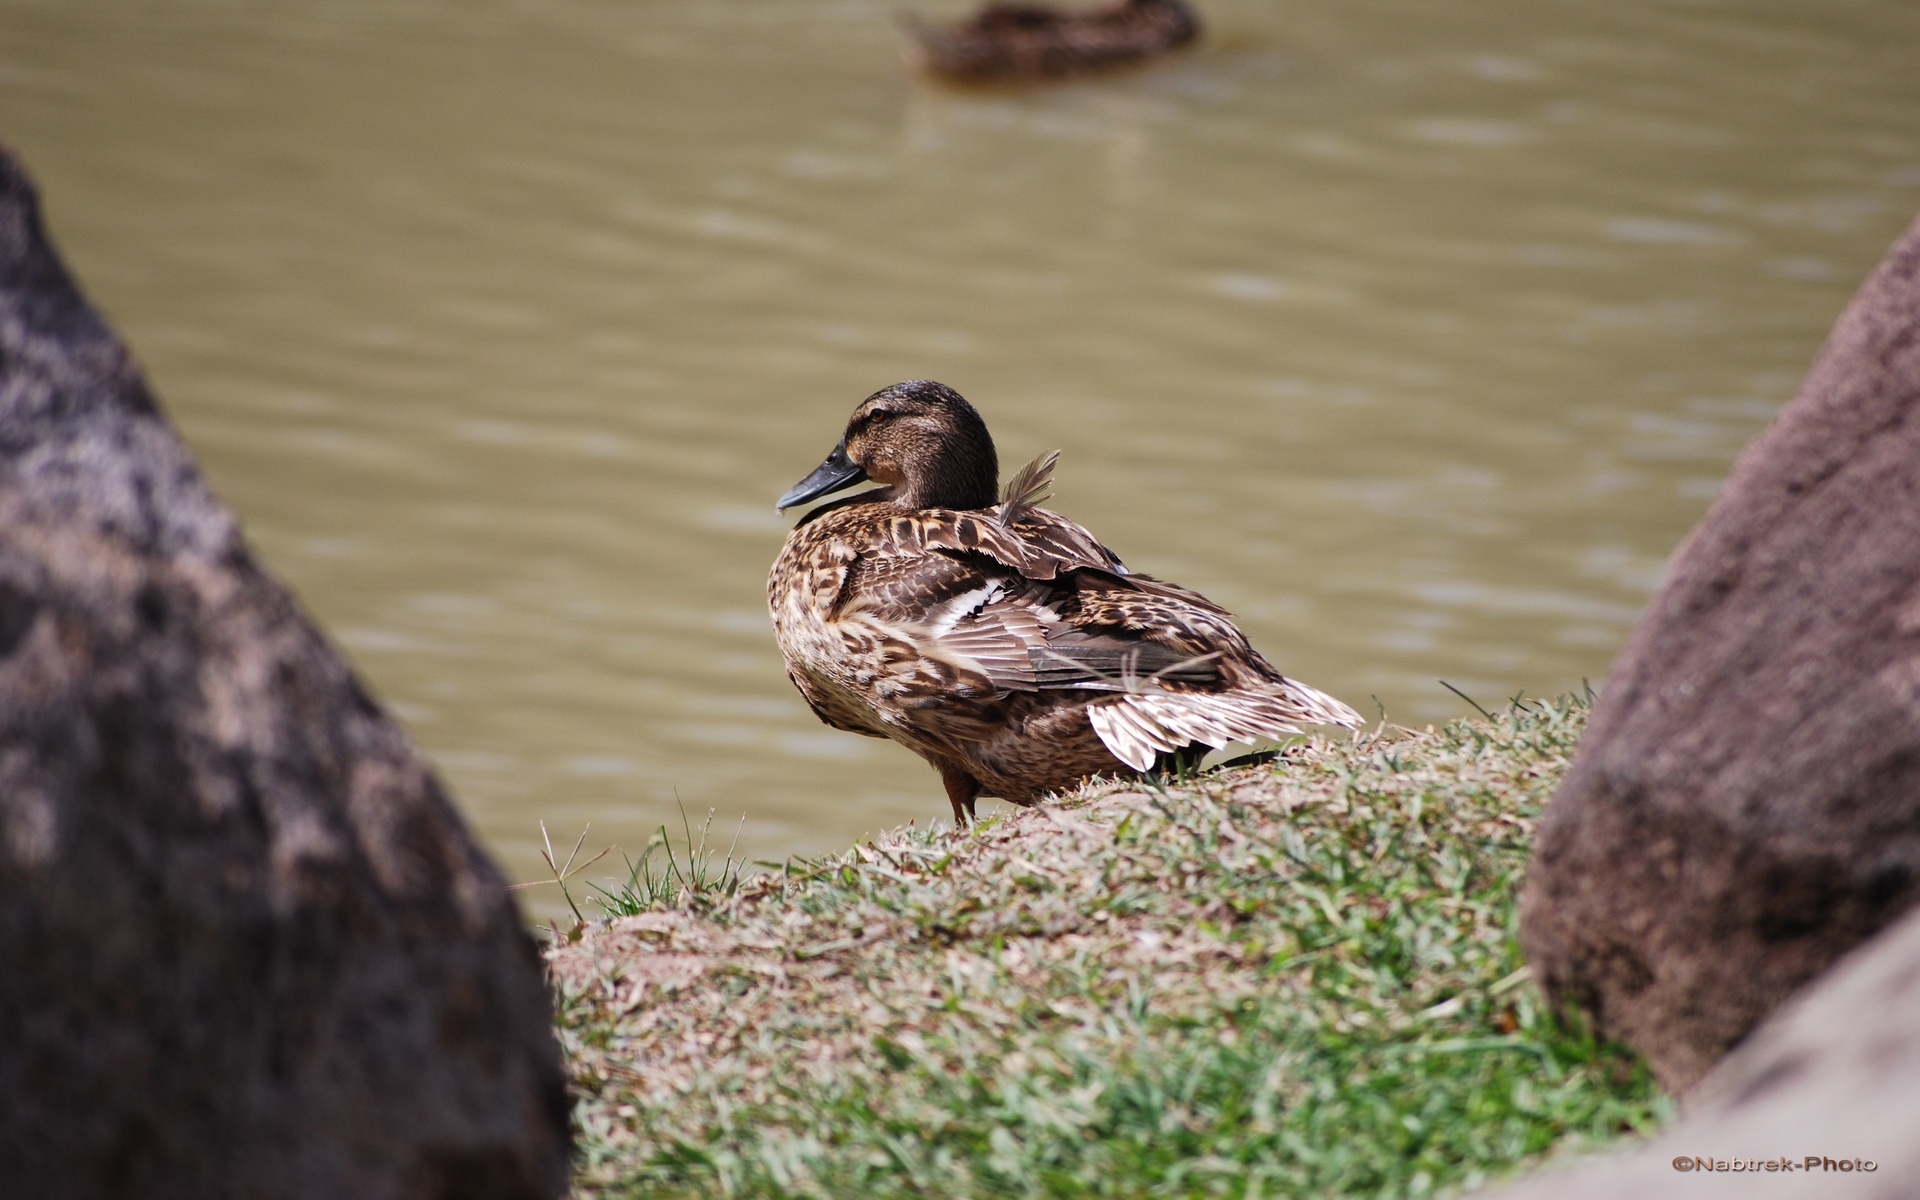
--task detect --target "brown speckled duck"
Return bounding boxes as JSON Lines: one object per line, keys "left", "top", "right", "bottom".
{"left": 768, "top": 381, "right": 1361, "bottom": 827}
{"left": 902, "top": 0, "right": 1200, "bottom": 83}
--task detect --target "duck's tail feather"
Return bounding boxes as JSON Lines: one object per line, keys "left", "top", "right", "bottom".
{"left": 997, "top": 450, "right": 1061, "bottom": 522}
{"left": 1088, "top": 680, "right": 1363, "bottom": 771}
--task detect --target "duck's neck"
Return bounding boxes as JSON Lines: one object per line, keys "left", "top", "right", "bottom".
{"left": 892, "top": 447, "right": 999, "bottom": 511}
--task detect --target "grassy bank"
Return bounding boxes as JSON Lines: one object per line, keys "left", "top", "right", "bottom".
{"left": 545, "top": 697, "right": 1667, "bottom": 1198}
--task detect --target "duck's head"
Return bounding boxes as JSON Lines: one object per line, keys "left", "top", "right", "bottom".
{"left": 777, "top": 380, "right": 1000, "bottom": 513}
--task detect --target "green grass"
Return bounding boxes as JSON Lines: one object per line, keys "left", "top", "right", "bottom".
{"left": 545, "top": 697, "right": 1668, "bottom": 1199}
{"left": 592, "top": 809, "right": 751, "bottom": 919}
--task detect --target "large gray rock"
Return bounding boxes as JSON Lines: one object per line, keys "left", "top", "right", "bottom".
{"left": 1486, "top": 904, "right": 1920, "bottom": 1199}
{"left": 0, "top": 148, "right": 569, "bottom": 1196}
{"left": 1520, "top": 212, "right": 1920, "bottom": 1092}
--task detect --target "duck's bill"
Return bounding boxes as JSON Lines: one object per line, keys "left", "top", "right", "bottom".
{"left": 777, "top": 440, "right": 870, "bottom": 510}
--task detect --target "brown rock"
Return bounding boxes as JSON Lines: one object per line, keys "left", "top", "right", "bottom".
{"left": 1520, "top": 211, "right": 1920, "bottom": 1092}
{"left": 0, "top": 147, "right": 569, "bottom": 1196}
{"left": 1486, "top": 906, "right": 1920, "bottom": 1198}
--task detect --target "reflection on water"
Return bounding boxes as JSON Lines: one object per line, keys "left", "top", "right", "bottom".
{"left": 4, "top": 0, "right": 1918, "bottom": 913}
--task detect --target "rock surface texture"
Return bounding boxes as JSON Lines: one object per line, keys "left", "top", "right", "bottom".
{"left": 0, "top": 148, "right": 568, "bottom": 1197}
{"left": 1489, "top": 905, "right": 1920, "bottom": 1199}
{"left": 1520, "top": 211, "right": 1920, "bottom": 1093}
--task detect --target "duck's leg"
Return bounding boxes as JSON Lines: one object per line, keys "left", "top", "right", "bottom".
{"left": 939, "top": 764, "right": 981, "bottom": 829}
{"left": 1157, "top": 741, "right": 1210, "bottom": 779}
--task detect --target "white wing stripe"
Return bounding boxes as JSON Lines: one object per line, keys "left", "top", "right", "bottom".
{"left": 1090, "top": 681, "right": 1363, "bottom": 772}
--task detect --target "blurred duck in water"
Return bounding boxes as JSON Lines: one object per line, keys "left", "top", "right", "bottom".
{"left": 767, "top": 381, "right": 1361, "bottom": 827}
{"left": 901, "top": 0, "right": 1200, "bottom": 83}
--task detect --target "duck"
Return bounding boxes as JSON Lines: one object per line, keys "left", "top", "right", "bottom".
{"left": 900, "top": 0, "right": 1201, "bottom": 83}
{"left": 767, "top": 380, "right": 1362, "bottom": 827}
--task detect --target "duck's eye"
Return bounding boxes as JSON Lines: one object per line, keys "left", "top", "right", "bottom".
{"left": 866, "top": 409, "right": 892, "bottom": 425}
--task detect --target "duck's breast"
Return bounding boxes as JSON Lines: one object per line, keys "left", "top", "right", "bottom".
{"left": 768, "top": 518, "right": 858, "bottom": 670}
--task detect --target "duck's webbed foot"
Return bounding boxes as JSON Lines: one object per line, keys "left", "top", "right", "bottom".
{"left": 939, "top": 764, "right": 981, "bottom": 829}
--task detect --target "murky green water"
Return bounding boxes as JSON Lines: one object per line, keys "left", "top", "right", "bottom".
{"left": 5, "top": 0, "right": 1918, "bottom": 912}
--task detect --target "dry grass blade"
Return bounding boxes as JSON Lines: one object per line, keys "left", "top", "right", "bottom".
{"left": 509, "top": 820, "right": 612, "bottom": 931}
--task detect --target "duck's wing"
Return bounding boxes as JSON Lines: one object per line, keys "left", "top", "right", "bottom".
{"left": 1056, "top": 571, "right": 1255, "bottom": 660}
{"left": 1042, "top": 566, "right": 1365, "bottom": 769}
{"left": 931, "top": 556, "right": 1361, "bottom": 767}
{"left": 829, "top": 507, "right": 1212, "bottom": 694}
{"left": 834, "top": 545, "right": 1043, "bottom": 693}
{"left": 1065, "top": 570, "right": 1365, "bottom": 766}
